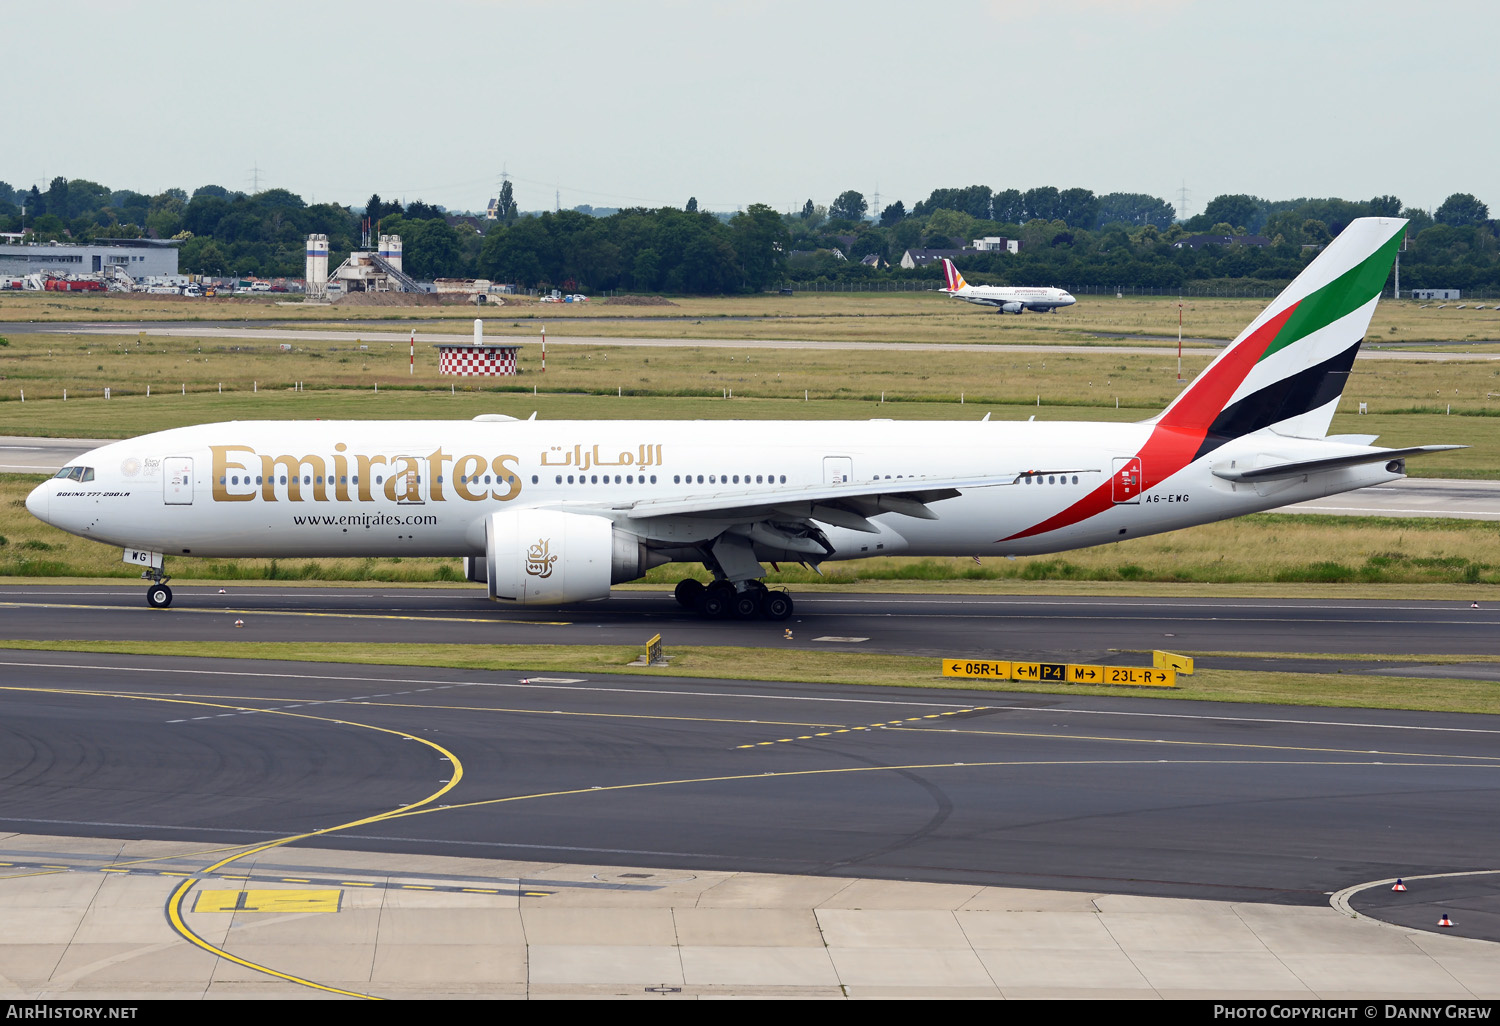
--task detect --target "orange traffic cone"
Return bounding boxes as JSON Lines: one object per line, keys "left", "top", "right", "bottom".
{"left": 1392, "top": 879, "right": 1407, "bottom": 891}
{"left": 1438, "top": 914, "right": 1454, "bottom": 928}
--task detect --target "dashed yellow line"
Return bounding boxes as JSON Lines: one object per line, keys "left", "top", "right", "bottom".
{"left": 736, "top": 707, "right": 990, "bottom": 748}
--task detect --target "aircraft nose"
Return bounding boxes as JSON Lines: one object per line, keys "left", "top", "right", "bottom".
{"left": 25, "top": 480, "right": 48, "bottom": 522}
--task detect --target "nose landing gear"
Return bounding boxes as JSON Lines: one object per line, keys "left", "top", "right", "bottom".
{"left": 142, "top": 566, "right": 173, "bottom": 608}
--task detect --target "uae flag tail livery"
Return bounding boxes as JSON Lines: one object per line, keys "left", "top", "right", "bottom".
{"left": 1004, "top": 216, "right": 1461, "bottom": 544}
{"left": 1157, "top": 216, "right": 1407, "bottom": 450}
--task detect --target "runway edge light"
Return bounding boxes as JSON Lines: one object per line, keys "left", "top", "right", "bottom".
{"left": 1154, "top": 650, "right": 1194, "bottom": 675}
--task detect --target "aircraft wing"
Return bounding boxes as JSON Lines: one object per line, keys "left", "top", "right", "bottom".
{"left": 1211, "top": 445, "right": 1465, "bottom": 482}
{"left": 609, "top": 471, "right": 1096, "bottom": 533}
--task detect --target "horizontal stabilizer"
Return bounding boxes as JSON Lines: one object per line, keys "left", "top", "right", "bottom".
{"left": 1211, "top": 445, "right": 1466, "bottom": 482}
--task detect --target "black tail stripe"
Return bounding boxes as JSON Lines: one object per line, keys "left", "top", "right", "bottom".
{"left": 1193, "top": 340, "right": 1362, "bottom": 462}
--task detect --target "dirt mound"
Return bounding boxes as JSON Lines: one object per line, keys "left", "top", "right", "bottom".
{"left": 603, "top": 295, "right": 678, "bottom": 306}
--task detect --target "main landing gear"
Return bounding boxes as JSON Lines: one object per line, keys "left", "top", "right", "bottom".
{"left": 674, "top": 578, "right": 793, "bottom": 621}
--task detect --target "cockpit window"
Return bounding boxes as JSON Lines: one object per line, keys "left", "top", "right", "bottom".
{"left": 53, "top": 466, "right": 92, "bottom": 482}
{"left": 54, "top": 467, "right": 75, "bottom": 479}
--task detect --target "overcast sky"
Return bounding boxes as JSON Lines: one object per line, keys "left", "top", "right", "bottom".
{"left": 9, "top": 0, "right": 1495, "bottom": 218}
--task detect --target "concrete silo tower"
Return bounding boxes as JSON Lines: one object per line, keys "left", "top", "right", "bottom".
{"left": 378, "top": 234, "right": 403, "bottom": 274}
{"left": 305, "top": 234, "right": 329, "bottom": 300}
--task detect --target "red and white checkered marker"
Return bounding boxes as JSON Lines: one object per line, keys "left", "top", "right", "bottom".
{"left": 1438, "top": 914, "right": 1454, "bottom": 928}
{"left": 438, "top": 346, "right": 518, "bottom": 376}
{"left": 1392, "top": 879, "right": 1407, "bottom": 891}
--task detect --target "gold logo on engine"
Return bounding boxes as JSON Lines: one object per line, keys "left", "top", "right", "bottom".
{"left": 525, "top": 538, "right": 556, "bottom": 579}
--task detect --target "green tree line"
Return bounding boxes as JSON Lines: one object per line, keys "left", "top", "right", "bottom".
{"left": 0, "top": 177, "right": 1494, "bottom": 293}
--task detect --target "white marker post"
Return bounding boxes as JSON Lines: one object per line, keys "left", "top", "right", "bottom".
{"left": 1177, "top": 298, "right": 1184, "bottom": 381}
{"left": 410, "top": 327, "right": 416, "bottom": 375}
{"left": 541, "top": 326, "right": 546, "bottom": 373}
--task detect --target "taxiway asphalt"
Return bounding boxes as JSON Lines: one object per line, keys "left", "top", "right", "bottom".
{"left": 2, "top": 587, "right": 1497, "bottom": 677}
{"left": 0, "top": 646, "right": 1496, "bottom": 997}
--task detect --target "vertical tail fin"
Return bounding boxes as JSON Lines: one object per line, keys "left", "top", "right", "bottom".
{"left": 941, "top": 257, "right": 968, "bottom": 292}
{"left": 1001, "top": 218, "right": 1407, "bottom": 544}
{"left": 1156, "top": 217, "right": 1405, "bottom": 450}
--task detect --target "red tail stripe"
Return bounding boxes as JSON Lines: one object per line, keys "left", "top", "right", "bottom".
{"left": 1159, "top": 302, "right": 1298, "bottom": 430}
{"left": 999, "top": 301, "right": 1300, "bottom": 543}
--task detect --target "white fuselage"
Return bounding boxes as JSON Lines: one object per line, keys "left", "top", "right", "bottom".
{"left": 945, "top": 284, "right": 1077, "bottom": 313}
{"left": 26, "top": 418, "right": 1401, "bottom": 566}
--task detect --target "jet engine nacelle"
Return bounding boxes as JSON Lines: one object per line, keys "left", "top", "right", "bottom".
{"left": 483, "top": 509, "right": 664, "bottom": 605}
{"left": 1000, "top": 301, "right": 1024, "bottom": 314}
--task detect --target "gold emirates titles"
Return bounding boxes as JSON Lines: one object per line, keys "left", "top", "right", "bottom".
{"left": 210, "top": 444, "right": 524, "bottom": 504}
{"left": 209, "top": 442, "right": 667, "bottom": 504}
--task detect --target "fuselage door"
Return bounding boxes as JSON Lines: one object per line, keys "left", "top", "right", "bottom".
{"left": 394, "top": 455, "right": 424, "bottom": 505}
{"left": 164, "top": 457, "right": 193, "bottom": 505}
{"left": 1112, "top": 456, "right": 1142, "bottom": 504}
{"left": 823, "top": 456, "right": 853, "bottom": 485}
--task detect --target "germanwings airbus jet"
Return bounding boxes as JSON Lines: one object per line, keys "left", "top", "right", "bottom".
{"left": 28, "top": 218, "right": 1458, "bottom": 620}
{"left": 940, "top": 257, "right": 1076, "bottom": 313}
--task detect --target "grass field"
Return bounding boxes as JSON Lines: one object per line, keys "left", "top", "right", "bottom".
{"left": 5, "top": 290, "right": 1500, "bottom": 344}
{"left": 2, "top": 291, "right": 1493, "bottom": 480}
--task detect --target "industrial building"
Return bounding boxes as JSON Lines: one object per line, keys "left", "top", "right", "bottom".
{"left": 0, "top": 238, "right": 180, "bottom": 278}
{"left": 306, "top": 233, "right": 419, "bottom": 299}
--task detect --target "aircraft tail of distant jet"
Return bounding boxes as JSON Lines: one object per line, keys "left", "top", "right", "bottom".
{"left": 941, "top": 257, "right": 971, "bottom": 294}
{"left": 939, "top": 257, "right": 1075, "bottom": 313}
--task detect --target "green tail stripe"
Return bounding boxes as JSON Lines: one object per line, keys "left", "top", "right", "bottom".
{"left": 1258, "top": 227, "right": 1403, "bottom": 363}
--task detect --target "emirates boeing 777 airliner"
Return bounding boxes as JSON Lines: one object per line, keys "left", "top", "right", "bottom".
{"left": 27, "top": 218, "right": 1458, "bottom": 620}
